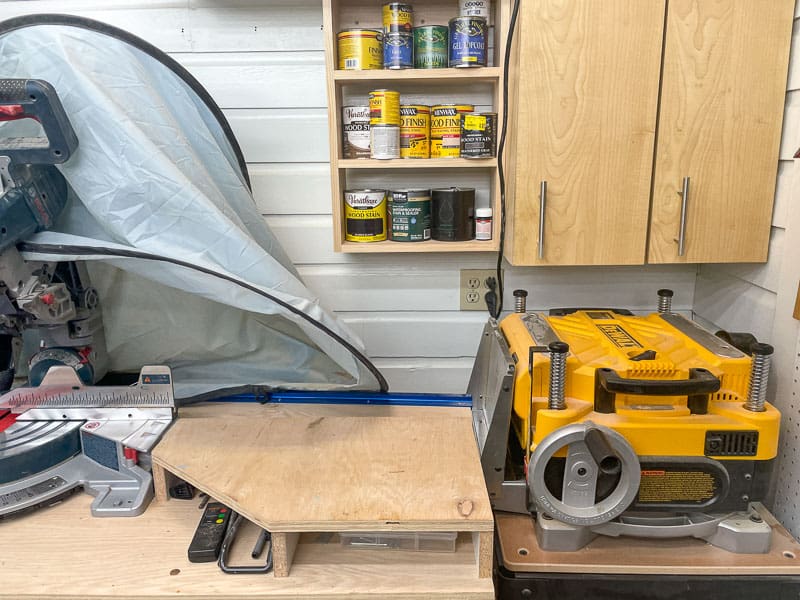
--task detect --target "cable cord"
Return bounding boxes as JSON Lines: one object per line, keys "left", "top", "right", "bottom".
{"left": 18, "top": 242, "right": 389, "bottom": 394}
{"left": 493, "top": 0, "right": 523, "bottom": 320}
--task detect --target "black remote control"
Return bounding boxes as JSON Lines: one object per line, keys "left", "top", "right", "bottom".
{"left": 187, "top": 501, "right": 231, "bottom": 563}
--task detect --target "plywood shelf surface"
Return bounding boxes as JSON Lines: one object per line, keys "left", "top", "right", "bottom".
{"left": 338, "top": 158, "right": 497, "bottom": 169}
{"left": 334, "top": 67, "right": 502, "bottom": 83}
{"left": 0, "top": 493, "right": 493, "bottom": 599}
{"left": 341, "top": 239, "right": 498, "bottom": 253}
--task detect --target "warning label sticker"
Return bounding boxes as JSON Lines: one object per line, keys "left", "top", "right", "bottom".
{"left": 596, "top": 324, "right": 642, "bottom": 349}
{"left": 638, "top": 470, "right": 718, "bottom": 504}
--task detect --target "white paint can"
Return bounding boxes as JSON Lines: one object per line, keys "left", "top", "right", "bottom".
{"left": 459, "top": 0, "right": 491, "bottom": 25}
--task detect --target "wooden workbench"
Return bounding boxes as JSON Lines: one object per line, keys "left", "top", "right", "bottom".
{"left": 0, "top": 403, "right": 494, "bottom": 599}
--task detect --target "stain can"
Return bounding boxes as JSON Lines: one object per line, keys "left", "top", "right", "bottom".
{"left": 345, "top": 189, "right": 387, "bottom": 242}
{"left": 400, "top": 105, "right": 430, "bottom": 159}
{"left": 460, "top": 112, "right": 497, "bottom": 158}
{"left": 432, "top": 187, "right": 475, "bottom": 241}
{"left": 383, "top": 32, "right": 413, "bottom": 69}
{"left": 459, "top": 0, "right": 491, "bottom": 26}
{"left": 383, "top": 2, "right": 413, "bottom": 33}
{"left": 369, "top": 89, "right": 401, "bottom": 125}
{"left": 414, "top": 25, "right": 449, "bottom": 69}
{"left": 342, "top": 106, "right": 371, "bottom": 159}
{"left": 430, "top": 104, "right": 474, "bottom": 158}
{"left": 389, "top": 189, "right": 431, "bottom": 242}
{"left": 337, "top": 29, "right": 384, "bottom": 70}
{"left": 370, "top": 124, "right": 400, "bottom": 159}
{"left": 449, "top": 16, "right": 487, "bottom": 68}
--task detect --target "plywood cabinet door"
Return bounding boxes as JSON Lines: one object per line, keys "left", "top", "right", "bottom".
{"left": 506, "top": 0, "right": 665, "bottom": 266}
{"left": 648, "top": 0, "right": 794, "bottom": 264}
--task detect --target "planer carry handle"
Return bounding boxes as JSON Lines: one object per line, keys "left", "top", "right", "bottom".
{"left": 593, "top": 367, "right": 720, "bottom": 414}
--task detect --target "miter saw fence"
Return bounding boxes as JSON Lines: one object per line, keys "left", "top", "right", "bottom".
{"left": 0, "top": 78, "right": 107, "bottom": 393}
{"left": 468, "top": 289, "right": 779, "bottom": 553}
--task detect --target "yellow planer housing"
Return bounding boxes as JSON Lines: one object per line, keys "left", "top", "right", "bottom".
{"left": 502, "top": 309, "right": 780, "bottom": 464}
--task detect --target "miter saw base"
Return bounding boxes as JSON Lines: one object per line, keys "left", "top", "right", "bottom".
{"left": 0, "top": 365, "right": 174, "bottom": 518}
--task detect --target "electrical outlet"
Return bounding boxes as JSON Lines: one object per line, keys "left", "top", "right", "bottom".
{"left": 460, "top": 269, "right": 502, "bottom": 311}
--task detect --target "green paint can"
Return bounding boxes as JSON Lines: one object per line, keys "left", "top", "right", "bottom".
{"left": 413, "top": 26, "right": 449, "bottom": 69}
{"left": 389, "top": 189, "right": 432, "bottom": 242}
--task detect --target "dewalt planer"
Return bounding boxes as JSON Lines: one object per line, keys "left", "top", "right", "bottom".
{"left": 468, "top": 289, "right": 778, "bottom": 553}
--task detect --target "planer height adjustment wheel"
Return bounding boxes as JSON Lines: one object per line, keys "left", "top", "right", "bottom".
{"left": 527, "top": 422, "right": 640, "bottom": 526}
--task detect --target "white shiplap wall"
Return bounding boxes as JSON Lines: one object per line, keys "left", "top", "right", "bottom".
{"left": 0, "top": 0, "right": 699, "bottom": 393}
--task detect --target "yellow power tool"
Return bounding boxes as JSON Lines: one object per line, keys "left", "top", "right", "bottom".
{"left": 468, "top": 289, "right": 779, "bottom": 553}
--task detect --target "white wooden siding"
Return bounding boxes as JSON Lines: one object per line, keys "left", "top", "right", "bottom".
{"left": 1, "top": 0, "right": 698, "bottom": 394}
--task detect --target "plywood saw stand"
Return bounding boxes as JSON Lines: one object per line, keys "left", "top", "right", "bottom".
{"left": 150, "top": 403, "right": 494, "bottom": 583}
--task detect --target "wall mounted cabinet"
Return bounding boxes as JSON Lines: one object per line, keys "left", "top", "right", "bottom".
{"left": 505, "top": 0, "right": 795, "bottom": 266}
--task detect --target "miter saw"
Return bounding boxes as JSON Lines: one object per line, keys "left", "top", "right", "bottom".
{"left": 0, "top": 79, "right": 174, "bottom": 518}
{"left": 469, "top": 289, "right": 779, "bottom": 553}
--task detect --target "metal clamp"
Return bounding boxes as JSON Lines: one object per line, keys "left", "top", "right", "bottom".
{"left": 675, "top": 176, "right": 690, "bottom": 257}
{"left": 538, "top": 181, "right": 547, "bottom": 259}
{"left": 218, "top": 512, "right": 273, "bottom": 575}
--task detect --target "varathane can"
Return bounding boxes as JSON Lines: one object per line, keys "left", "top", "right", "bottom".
{"left": 432, "top": 187, "right": 475, "bottom": 241}
{"left": 337, "top": 29, "right": 383, "bottom": 70}
{"left": 383, "top": 2, "right": 413, "bottom": 33}
{"left": 459, "top": 0, "right": 491, "bottom": 26}
{"left": 370, "top": 124, "right": 400, "bottom": 159}
{"left": 414, "top": 25, "right": 449, "bottom": 69}
{"left": 449, "top": 16, "right": 487, "bottom": 67}
{"left": 369, "top": 89, "right": 401, "bottom": 125}
{"left": 431, "top": 104, "right": 474, "bottom": 158}
{"left": 345, "top": 189, "right": 387, "bottom": 242}
{"left": 400, "top": 105, "right": 430, "bottom": 159}
{"left": 384, "top": 32, "right": 413, "bottom": 69}
{"left": 460, "top": 112, "right": 497, "bottom": 158}
{"left": 389, "top": 189, "right": 431, "bottom": 242}
{"left": 342, "top": 106, "right": 371, "bottom": 159}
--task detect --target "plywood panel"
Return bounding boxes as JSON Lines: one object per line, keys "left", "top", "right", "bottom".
{"left": 508, "top": 0, "right": 664, "bottom": 265}
{"left": 649, "top": 0, "right": 795, "bottom": 263}
{"left": 152, "top": 403, "right": 493, "bottom": 532}
{"left": 0, "top": 494, "right": 493, "bottom": 599}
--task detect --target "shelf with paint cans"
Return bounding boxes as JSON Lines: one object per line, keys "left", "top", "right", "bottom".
{"left": 323, "top": 0, "right": 510, "bottom": 253}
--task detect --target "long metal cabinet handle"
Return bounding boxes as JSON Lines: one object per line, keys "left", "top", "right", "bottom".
{"left": 538, "top": 181, "right": 547, "bottom": 259}
{"left": 676, "top": 176, "right": 690, "bottom": 257}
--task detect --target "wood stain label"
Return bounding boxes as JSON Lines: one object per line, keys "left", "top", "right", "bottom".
{"left": 400, "top": 105, "right": 430, "bottom": 159}
{"left": 342, "top": 106, "right": 370, "bottom": 159}
{"left": 345, "top": 189, "right": 387, "bottom": 242}
{"left": 431, "top": 104, "right": 474, "bottom": 158}
{"left": 389, "top": 189, "right": 431, "bottom": 242}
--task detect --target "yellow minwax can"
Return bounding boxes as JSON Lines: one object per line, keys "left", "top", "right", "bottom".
{"left": 338, "top": 29, "right": 383, "bottom": 70}
{"left": 431, "top": 104, "right": 474, "bottom": 158}
{"left": 370, "top": 89, "right": 401, "bottom": 125}
{"left": 400, "top": 105, "right": 430, "bottom": 159}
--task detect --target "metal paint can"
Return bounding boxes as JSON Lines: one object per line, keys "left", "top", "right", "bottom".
{"left": 459, "top": 0, "right": 491, "bottom": 26}
{"left": 389, "top": 189, "right": 431, "bottom": 242}
{"left": 369, "top": 89, "right": 401, "bottom": 125}
{"left": 337, "top": 29, "right": 383, "bottom": 70}
{"left": 383, "top": 32, "right": 413, "bottom": 69}
{"left": 342, "top": 106, "right": 371, "bottom": 159}
{"left": 400, "top": 105, "right": 430, "bottom": 159}
{"left": 345, "top": 189, "right": 387, "bottom": 242}
{"left": 460, "top": 112, "right": 497, "bottom": 158}
{"left": 370, "top": 124, "right": 400, "bottom": 159}
{"left": 414, "top": 25, "right": 449, "bottom": 69}
{"left": 448, "top": 16, "right": 487, "bottom": 68}
{"left": 430, "top": 104, "right": 474, "bottom": 158}
{"left": 383, "top": 2, "right": 413, "bottom": 33}
{"left": 432, "top": 187, "right": 475, "bottom": 241}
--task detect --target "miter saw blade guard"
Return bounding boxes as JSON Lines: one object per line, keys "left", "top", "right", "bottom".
{"left": 0, "top": 15, "right": 385, "bottom": 400}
